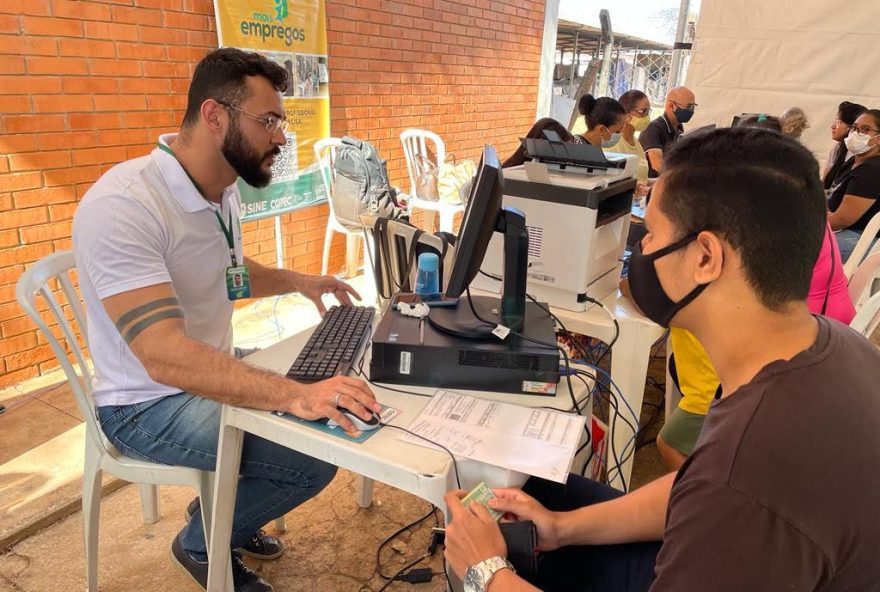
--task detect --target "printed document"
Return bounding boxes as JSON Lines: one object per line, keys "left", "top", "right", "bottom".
{"left": 399, "top": 390, "right": 585, "bottom": 483}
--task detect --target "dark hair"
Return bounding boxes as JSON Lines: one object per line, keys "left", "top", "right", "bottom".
{"left": 182, "top": 48, "right": 288, "bottom": 128}
{"left": 862, "top": 108, "right": 880, "bottom": 129}
{"left": 823, "top": 101, "right": 870, "bottom": 188}
{"left": 618, "top": 90, "right": 649, "bottom": 112}
{"left": 502, "top": 117, "right": 574, "bottom": 168}
{"left": 578, "top": 94, "right": 626, "bottom": 130}
{"left": 737, "top": 114, "right": 783, "bottom": 134}
{"left": 838, "top": 100, "right": 867, "bottom": 126}
{"left": 660, "top": 127, "right": 826, "bottom": 311}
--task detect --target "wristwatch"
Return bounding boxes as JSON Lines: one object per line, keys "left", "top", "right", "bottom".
{"left": 463, "top": 556, "right": 515, "bottom": 592}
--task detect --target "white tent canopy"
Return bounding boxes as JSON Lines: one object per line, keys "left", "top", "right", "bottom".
{"left": 684, "top": 0, "right": 880, "bottom": 165}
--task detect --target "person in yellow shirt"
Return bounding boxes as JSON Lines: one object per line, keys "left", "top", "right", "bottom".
{"left": 657, "top": 328, "right": 720, "bottom": 469}
{"left": 603, "top": 90, "right": 651, "bottom": 198}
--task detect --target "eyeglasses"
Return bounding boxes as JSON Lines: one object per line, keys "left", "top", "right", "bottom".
{"left": 217, "top": 101, "right": 289, "bottom": 134}
{"left": 629, "top": 107, "right": 651, "bottom": 117}
{"left": 672, "top": 101, "right": 698, "bottom": 110}
{"left": 851, "top": 124, "right": 880, "bottom": 135}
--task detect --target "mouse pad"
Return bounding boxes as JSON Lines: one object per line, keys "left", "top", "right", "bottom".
{"left": 272, "top": 405, "right": 400, "bottom": 443}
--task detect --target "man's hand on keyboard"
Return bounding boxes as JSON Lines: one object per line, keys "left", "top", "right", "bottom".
{"left": 289, "top": 375, "right": 380, "bottom": 434}
{"left": 298, "top": 275, "right": 362, "bottom": 315}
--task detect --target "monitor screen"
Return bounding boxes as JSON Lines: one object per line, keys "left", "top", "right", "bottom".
{"left": 445, "top": 145, "right": 503, "bottom": 298}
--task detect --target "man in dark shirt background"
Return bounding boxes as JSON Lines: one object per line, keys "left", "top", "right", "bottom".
{"left": 639, "top": 86, "right": 697, "bottom": 178}
{"left": 442, "top": 127, "right": 880, "bottom": 592}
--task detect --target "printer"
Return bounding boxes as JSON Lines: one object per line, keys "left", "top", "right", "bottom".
{"left": 472, "top": 138, "right": 637, "bottom": 312}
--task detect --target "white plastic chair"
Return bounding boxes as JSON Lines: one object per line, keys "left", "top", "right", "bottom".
{"left": 843, "top": 211, "right": 880, "bottom": 280}
{"left": 15, "top": 251, "right": 283, "bottom": 591}
{"left": 850, "top": 290, "right": 880, "bottom": 338}
{"left": 400, "top": 128, "right": 463, "bottom": 233}
{"left": 847, "top": 251, "right": 880, "bottom": 311}
{"left": 315, "top": 137, "right": 369, "bottom": 278}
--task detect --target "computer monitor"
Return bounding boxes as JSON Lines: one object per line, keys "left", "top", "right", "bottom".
{"left": 445, "top": 146, "right": 504, "bottom": 298}
{"left": 429, "top": 146, "right": 529, "bottom": 338}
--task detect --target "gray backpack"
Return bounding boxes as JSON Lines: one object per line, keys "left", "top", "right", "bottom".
{"left": 330, "top": 136, "right": 399, "bottom": 230}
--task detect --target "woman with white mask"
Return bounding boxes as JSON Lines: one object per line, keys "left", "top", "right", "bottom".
{"left": 604, "top": 90, "right": 652, "bottom": 197}
{"left": 827, "top": 109, "right": 880, "bottom": 260}
{"left": 573, "top": 94, "right": 626, "bottom": 149}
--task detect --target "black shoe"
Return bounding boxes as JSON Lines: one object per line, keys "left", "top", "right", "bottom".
{"left": 170, "top": 534, "right": 274, "bottom": 592}
{"left": 185, "top": 498, "right": 286, "bottom": 560}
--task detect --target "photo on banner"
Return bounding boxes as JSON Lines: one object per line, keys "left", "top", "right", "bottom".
{"left": 214, "top": 0, "right": 331, "bottom": 222}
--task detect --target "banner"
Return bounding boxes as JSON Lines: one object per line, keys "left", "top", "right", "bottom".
{"left": 214, "top": 0, "right": 330, "bottom": 221}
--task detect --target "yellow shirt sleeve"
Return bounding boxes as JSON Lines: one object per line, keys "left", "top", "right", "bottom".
{"left": 603, "top": 136, "right": 649, "bottom": 185}
{"left": 571, "top": 116, "right": 587, "bottom": 136}
{"left": 669, "top": 328, "right": 720, "bottom": 415}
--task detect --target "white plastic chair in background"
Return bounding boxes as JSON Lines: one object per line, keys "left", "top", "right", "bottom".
{"left": 314, "top": 137, "right": 370, "bottom": 280}
{"left": 400, "top": 128, "right": 463, "bottom": 233}
{"left": 850, "top": 290, "right": 880, "bottom": 338}
{"left": 847, "top": 251, "right": 880, "bottom": 312}
{"left": 15, "top": 251, "right": 283, "bottom": 591}
{"left": 843, "top": 211, "right": 880, "bottom": 280}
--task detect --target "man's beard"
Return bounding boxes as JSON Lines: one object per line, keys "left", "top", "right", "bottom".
{"left": 221, "top": 117, "right": 280, "bottom": 188}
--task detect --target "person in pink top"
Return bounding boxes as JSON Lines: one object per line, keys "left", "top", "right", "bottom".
{"left": 809, "top": 223, "right": 856, "bottom": 323}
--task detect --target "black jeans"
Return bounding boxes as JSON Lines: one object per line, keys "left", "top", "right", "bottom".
{"left": 522, "top": 474, "right": 661, "bottom": 592}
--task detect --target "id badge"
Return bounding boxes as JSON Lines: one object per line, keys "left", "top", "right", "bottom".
{"left": 225, "top": 265, "right": 251, "bottom": 300}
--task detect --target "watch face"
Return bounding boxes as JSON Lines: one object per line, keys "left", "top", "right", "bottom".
{"left": 463, "top": 566, "right": 482, "bottom": 592}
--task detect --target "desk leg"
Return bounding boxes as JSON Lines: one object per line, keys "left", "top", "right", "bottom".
{"left": 355, "top": 475, "right": 374, "bottom": 508}
{"left": 607, "top": 322, "right": 654, "bottom": 491}
{"left": 207, "top": 405, "right": 243, "bottom": 592}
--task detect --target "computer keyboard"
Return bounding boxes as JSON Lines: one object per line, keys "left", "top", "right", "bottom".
{"left": 286, "top": 305, "right": 375, "bottom": 382}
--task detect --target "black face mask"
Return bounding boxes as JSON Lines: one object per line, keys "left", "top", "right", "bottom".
{"left": 628, "top": 233, "right": 709, "bottom": 327}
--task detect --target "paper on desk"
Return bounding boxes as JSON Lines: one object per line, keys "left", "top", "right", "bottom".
{"left": 399, "top": 390, "right": 585, "bottom": 483}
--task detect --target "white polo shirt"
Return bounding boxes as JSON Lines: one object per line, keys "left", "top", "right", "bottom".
{"left": 73, "top": 133, "right": 244, "bottom": 407}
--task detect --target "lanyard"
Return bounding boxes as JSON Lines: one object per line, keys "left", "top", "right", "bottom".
{"left": 157, "top": 143, "right": 238, "bottom": 267}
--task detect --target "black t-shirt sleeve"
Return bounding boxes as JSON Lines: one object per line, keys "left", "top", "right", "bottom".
{"left": 846, "top": 162, "right": 880, "bottom": 200}
{"left": 639, "top": 122, "right": 665, "bottom": 151}
{"left": 650, "top": 477, "right": 828, "bottom": 592}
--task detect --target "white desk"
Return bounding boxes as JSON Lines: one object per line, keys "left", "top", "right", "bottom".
{"left": 548, "top": 290, "right": 665, "bottom": 490}
{"left": 206, "top": 328, "right": 589, "bottom": 592}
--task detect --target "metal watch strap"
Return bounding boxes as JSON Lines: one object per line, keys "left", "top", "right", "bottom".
{"left": 464, "top": 556, "right": 515, "bottom": 592}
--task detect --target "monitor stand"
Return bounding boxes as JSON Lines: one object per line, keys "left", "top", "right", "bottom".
{"left": 428, "top": 206, "right": 529, "bottom": 340}
{"left": 427, "top": 295, "right": 503, "bottom": 339}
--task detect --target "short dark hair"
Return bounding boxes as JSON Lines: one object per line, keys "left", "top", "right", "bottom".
{"left": 618, "top": 90, "right": 649, "bottom": 112}
{"left": 660, "top": 127, "right": 826, "bottom": 310}
{"left": 182, "top": 48, "right": 288, "bottom": 128}
{"left": 736, "top": 114, "right": 783, "bottom": 134}
{"left": 578, "top": 94, "right": 626, "bottom": 129}
{"left": 861, "top": 108, "right": 880, "bottom": 129}
{"left": 838, "top": 100, "right": 867, "bottom": 126}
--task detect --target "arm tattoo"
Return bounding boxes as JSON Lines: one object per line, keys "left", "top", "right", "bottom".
{"left": 114, "top": 297, "right": 180, "bottom": 333}
{"left": 115, "top": 297, "right": 184, "bottom": 344}
{"left": 121, "top": 309, "right": 184, "bottom": 344}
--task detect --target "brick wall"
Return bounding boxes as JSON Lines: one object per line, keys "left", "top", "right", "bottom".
{"left": 0, "top": 0, "right": 545, "bottom": 387}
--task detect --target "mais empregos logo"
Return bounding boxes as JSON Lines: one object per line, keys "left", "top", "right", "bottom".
{"left": 239, "top": 0, "right": 306, "bottom": 45}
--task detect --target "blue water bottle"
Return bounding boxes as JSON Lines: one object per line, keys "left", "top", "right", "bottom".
{"left": 414, "top": 252, "right": 440, "bottom": 298}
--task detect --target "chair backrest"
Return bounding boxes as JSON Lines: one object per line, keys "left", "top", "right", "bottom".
{"left": 850, "top": 290, "right": 880, "bottom": 339}
{"left": 847, "top": 251, "right": 880, "bottom": 311}
{"left": 314, "top": 137, "right": 343, "bottom": 200}
{"left": 400, "top": 128, "right": 446, "bottom": 197}
{"left": 15, "top": 251, "right": 108, "bottom": 453}
{"left": 843, "top": 210, "right": 880, "bottom": 280}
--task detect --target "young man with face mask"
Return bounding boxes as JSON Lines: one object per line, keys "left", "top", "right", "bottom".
{"left": 639, "top": 86, "right": 697, "bottom": 179}
{"left": 73, "top": 48, "right": 380, "bottom": 592}
{"left": 827, "top": 109, "right": 880, "bottom": 261}
{"left": 442, "top": 128, "right": 880, "bottom": 592}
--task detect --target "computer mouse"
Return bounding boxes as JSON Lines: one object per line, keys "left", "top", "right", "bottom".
{"left": 335, "top": 406, "right": 381, "bottom": 431}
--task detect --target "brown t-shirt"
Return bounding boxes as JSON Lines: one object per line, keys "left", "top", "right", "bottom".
{"left": 651, "top": 317, "right": 880, "bottom": 591}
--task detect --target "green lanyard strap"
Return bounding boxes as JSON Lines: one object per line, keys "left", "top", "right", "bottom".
{"left": 158, "top": 142, "right": 238, "bottom": 267}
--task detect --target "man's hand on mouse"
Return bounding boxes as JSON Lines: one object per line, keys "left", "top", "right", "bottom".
{"left": 289, "top": 375, "right": 380, "bottom": 434}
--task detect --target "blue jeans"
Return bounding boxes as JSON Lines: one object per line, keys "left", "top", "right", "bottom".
{"left": 97, "top": 393, "right": 337, "bottom": 560}
{"left": 522, "top": 475, "right": 661, "bottom": 592}
{"left": 835, "top": 228, "right": 863, "bottom": 263}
